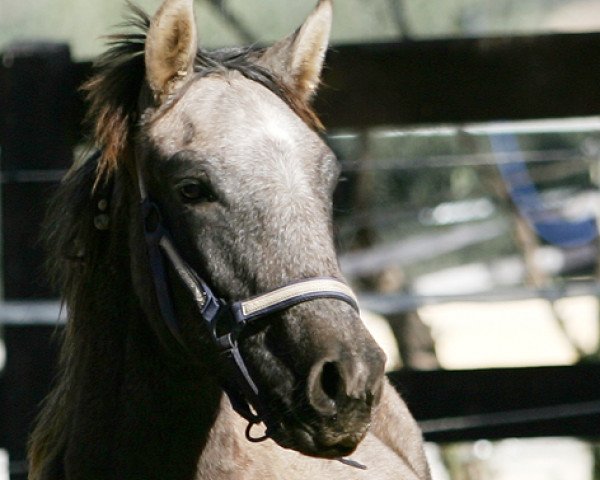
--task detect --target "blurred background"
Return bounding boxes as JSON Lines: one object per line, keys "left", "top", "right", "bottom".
{"left": 2, "top": 0, "right": 600, "bottom": 479}
{"left": 4, "top": 0, "right": 600, "bottom": 58}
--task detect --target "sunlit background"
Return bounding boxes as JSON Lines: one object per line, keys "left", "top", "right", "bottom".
{"left": 3, "top": 0, "right": 600, "bottom": 58}
{"left": 2, "top": 0, "right": 600, "bottom": 479}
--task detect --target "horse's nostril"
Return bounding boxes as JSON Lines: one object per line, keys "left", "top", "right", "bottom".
{"left": 307, "top": 359, "right": 341, "bottom": 416}
{"left": 320, "top": 361, "right": 342, "bottom": 402}
{"left": 308, "top": 353, "right": 383, "bottom": 419}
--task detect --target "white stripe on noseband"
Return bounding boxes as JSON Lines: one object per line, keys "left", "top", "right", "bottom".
{"left": 240, "top": 278, "right": 358, "bottom": 317}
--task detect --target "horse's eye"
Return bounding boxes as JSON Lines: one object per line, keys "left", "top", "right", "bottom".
{"left": 178, "top": 180, "right": 217, "bottom": 203}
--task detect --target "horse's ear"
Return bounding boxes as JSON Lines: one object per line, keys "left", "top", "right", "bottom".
{"left": 258, "top": 0, "right": 332, "bottom": 103}
{"left": 145, "top": 0, "right": 197, "bottom": 102}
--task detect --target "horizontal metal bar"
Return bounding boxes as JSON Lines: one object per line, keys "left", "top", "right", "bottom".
{"left": 0, "top": 169, "right": 66, "bottom": 184}
{"left": 2, "top": 281, "right": 599, "bottom": 326}
{"left": 339, "top": 149, "right": 588, "bottom": 171}
{"left": 0, "top": 301, "right": 65, "bottom": 325}
{"left": 419, "top": 399, "right": 600, "bottom": 435}
{"left": 9, "top": 459, "right": 27, "bottom": 476}
{"left": 340, "top": 219, "right": 509, "bottom": 276}
{"left": 360, "top": 281, "right": 600, "bottom": 315}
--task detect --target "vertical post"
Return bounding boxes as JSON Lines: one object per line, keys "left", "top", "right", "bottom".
{"left": 0, "top": 42, "right": 77, "bottom": 480}
{"left": 0, "top": 42, "right": 75, "bottom": 299}
{"left": 0, "top": 324, "right": 60, "bottom": 480}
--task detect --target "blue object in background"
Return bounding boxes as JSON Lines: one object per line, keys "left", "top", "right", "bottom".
{"left": 490, "top": 133, "right": 597, "bottom": 249}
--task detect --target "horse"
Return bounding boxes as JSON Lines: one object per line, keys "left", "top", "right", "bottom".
{"left": 28, "top": 0, "right": 431, "bottom": 478}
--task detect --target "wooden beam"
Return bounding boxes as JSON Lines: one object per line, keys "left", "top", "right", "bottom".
{"left": 0, "top": 42, "right": 77, "bottom": 298}
{"left": 0, "top": 325, "right": 59, "bottom": 466}
{"left": 66, "top": 33, "right": 600, "bottom": 133}
{"left": 317, "top": 33, "right": 600, "bottom": 127}
{"left": 389, "top": 364, "right": 600, "bottom": 442}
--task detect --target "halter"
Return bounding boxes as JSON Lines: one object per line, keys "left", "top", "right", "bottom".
{"left": 134, "top": 157, "right": 360, "bottom": 441}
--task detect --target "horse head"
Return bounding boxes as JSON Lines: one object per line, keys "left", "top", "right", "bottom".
{"left": 98, "top": 0, "right": 386, "bottom": 458}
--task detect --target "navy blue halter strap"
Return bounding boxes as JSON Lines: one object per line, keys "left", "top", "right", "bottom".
{"left": 137, "top": 171, "right": 360, "bottom": 440}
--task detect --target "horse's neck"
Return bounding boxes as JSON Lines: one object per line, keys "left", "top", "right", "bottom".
{"left": 65, "top": 291, "right": 223, "bottom": 480}
{"left": 115, "top": 314, "right": 222, "bottom": 479}
{"left": 198, "top": 396, "right": 428, "bottom": 480}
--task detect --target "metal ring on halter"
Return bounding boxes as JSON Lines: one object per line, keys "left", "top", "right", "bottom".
{"left": 245, "top": 420, "right": 269, "bottom": 443}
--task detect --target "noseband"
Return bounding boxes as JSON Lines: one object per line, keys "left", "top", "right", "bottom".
{"left": 133, "top": 155, "right": 360, "bottom": 441}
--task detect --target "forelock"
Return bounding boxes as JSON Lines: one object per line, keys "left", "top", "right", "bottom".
{"left": 81, "top": 5, "right": 323, "bottom": 185}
